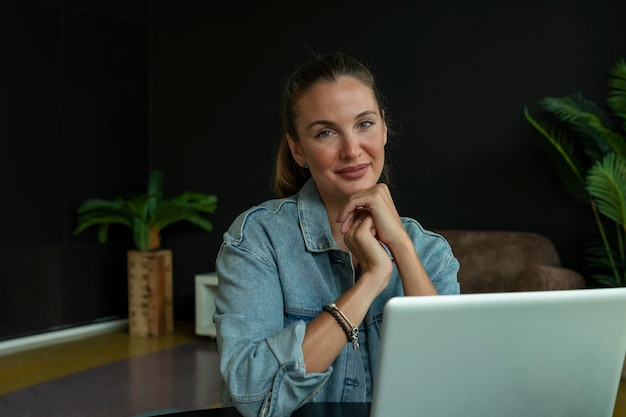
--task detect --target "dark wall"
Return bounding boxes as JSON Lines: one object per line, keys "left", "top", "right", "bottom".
{"left": 0, "top": 0, "right": 148, "bottom": 340}
{"left": 150, "top": 0, "right": 626, "bottom": 321}
{"left": 2, "top": 0, "right": 625, "bottom": 341}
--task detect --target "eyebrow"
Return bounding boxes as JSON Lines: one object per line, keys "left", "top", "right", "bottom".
{"left": 306, "top": 110, "right": 379, "bottom": 131}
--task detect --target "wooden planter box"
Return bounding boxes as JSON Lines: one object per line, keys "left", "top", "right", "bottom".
{"left": 127, "top": 250, "right": 174, "bottom": 336}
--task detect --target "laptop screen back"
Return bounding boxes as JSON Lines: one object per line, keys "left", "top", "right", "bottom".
{"left": 370, "top": 288, "right": 626, "bottom": 417}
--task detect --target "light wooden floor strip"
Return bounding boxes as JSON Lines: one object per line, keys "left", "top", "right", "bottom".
{"left": 0, "top": 322, "right": 199, "bottom": 396}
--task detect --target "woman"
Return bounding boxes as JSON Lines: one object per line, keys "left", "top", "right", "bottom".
{"left": 214, "top": 52, "right": 460, "bottom": 417}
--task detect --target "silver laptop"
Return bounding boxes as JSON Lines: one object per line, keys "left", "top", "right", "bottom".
{"left": 370, "top": 288, "right": 626, "bottom": 417}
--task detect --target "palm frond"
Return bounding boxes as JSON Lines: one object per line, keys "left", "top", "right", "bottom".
{"left": 524, "top": 108, "right": 588, "bottom": 201}
{"left": 584, "top": 214, "right": 626, "bottom": 285}
{"left": 540, "top": 94, "right": 619, "bottom": 158}
{"left": 586, "top": 243, "right": 620, "bottom": 269}
{"left": 608, "top": 59, "right": 626, "bottom": 121}
{"left": 593, "top": 274, "right": 622, "bottom": 287}
{"left": 587, "top": 121, "right": 626, "bottom": 159}
{"left": 525, "top": 57, "right": 626, "bottom": 287}
{"left": 586, "top": 153, "right": 626, "bottom": 227}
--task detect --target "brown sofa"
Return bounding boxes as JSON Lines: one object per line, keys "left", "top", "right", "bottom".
{"left": 436, "top": 230, "right": 587, "bottom": 293}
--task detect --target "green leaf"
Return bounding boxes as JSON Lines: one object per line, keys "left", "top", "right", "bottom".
{"left": 124, "top": 196, "right": 149, "bottom": 222}
{"left": 73, "top": 213, "right": 133, "bottom": 234}
{"left": 168, "top": 192, "right": 218, "bottom": 213}
{"left": 133, "top": 218, "right": 151, "bottom": 252}
{"left": 540, "top": 93, "right": 621, "bottom": 158}
{"left": 76, "top": 197, "right": 126, "bottom": 214}
{"left": 180, "top": 214, "right": 214, "bottom": 232}
{"left": 525, "top": 57, "right": 626, "bottom": 287}
{"left": 97, "top": 224, "right": 110, "bottom": 244}
{"left": 608, "top": 59, "right": 626, "bottom": 121}
{"left": 73, "top": 169, "right": 218, "bottom": 251}
{"left": 524, "top": 107, "right": 588, "bottom": 201}
{"left": 586, "top": 153, "right": 626, "bottom": 227}
{"left": 147, "top": 170, "right": 164, "bottom": 219}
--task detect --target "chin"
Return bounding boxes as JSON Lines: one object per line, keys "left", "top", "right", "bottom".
{"left": 343, "top": 178, "right": 378, "bottom": 195}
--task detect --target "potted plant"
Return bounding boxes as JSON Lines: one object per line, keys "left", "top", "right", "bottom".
{"left": 523, "top": 58, "right": 626, "bottom": 288}
{"left": 73, "top": 170, "right": 218, "bottom": 336}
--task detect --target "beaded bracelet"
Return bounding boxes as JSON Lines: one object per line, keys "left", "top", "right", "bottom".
{"left": 322, "top": 303, "right": 360, "bottom": 350}
{"left": 322, "top": 305, "right": 351, "bottom": 343}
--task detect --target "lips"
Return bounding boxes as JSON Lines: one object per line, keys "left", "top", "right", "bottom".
{"left": 336, "top": 164, "right": 369, "bottom": 179}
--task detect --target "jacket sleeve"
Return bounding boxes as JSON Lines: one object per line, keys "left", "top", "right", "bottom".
{"left": 214, "top": 237, "right": 331, "bottom": 417}
{"left": 430, "top": 248, "right": 461, "bottom": 295}
{"left": 405, "top": 219, "right": 461, "bottom": 295}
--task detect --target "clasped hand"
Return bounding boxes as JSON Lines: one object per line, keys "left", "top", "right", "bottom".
{"left": 336, "top": 184, "right": 406, "bottom": 283}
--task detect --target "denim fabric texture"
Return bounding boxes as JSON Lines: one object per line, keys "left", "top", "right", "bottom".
{"left": 214, "top": 179, "right": 460, "bottom": 417}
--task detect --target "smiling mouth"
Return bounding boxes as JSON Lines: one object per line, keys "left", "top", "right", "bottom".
{"left": 336, "top": 164, "right": 369, "bottom": 179}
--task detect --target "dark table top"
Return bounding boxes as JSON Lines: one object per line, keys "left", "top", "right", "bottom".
{"left": 163, "top": 402, "right": 371, "bottom": 417}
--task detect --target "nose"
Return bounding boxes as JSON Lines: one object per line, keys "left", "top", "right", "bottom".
{"left": 340, "top": 133, "right": 361, "bottom": 159}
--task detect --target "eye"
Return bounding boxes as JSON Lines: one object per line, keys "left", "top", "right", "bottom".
{"left": 358, "top": 120, "right": 374, "bottom": 129}
{"left": 315, "top": 129, "right": 335, "bottom": 139}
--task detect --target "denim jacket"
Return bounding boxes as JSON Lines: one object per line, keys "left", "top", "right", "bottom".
{"left": 214, "top": 179, "right": 460, "bottom": 417}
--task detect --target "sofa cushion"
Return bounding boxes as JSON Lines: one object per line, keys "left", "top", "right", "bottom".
{"left": 516, "top": 265, "right": 586, "bottom": 291}
{"left": 437, "top": 230, "right": 562, "bottom": 293}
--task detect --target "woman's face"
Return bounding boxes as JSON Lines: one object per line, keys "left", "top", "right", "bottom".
{"left": 288, "top": 76, "right": 387, "bottom": 207}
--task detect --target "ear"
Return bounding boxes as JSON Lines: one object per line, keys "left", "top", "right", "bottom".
{"left": 287, "top": 135, "right": 305, "bottom": 165}
{"left": 381, "top": 110, "right": 388, "bottom": 145}
{"left": 383, "top": 122, "right": 388, "bottom": 146}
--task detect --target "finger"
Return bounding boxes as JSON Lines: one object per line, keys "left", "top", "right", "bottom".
{"left": 336, "top": 202, "right": 370, "bottom": 222}
{"left": 339, "top": 206, "right": 372, "bottom": 234}
{"left": 359, "top": 215, "right": 378, "bottom": 237}
{"left": 349, "top": 214, "right": 366, "bottom": 231}
{"left": 352, "top": 215, "right": 377, "bottom": 238}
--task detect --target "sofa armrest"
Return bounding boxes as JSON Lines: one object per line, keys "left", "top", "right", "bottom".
{"left": 515, "top": 265, "right": 586, "bottom": 291}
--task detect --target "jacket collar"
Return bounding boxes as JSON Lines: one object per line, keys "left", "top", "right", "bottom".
{"left": 296, "top": 178, "right": 394, "bottom": 260}
{"left": 297, "top": 179, "right": 339, "bottom": 252}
